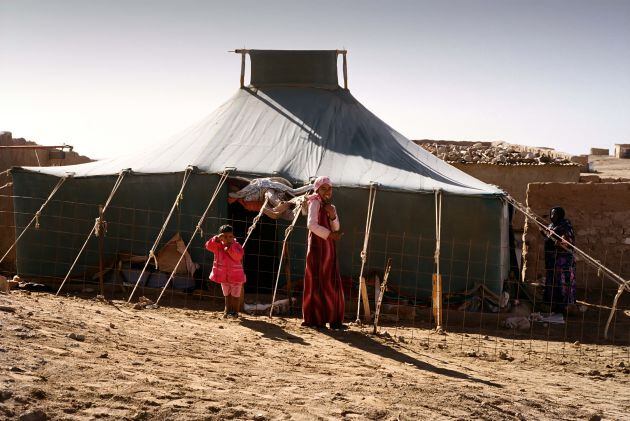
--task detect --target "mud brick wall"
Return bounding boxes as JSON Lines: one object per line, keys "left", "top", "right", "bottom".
{"left": 0, "top": 131, "right": 91, "bottom": 273}
{"left": 452, "top": 164, "right": 580, "bottom": 231}
{"left": 522, "top": 182, "right": 630, "bottom": 290}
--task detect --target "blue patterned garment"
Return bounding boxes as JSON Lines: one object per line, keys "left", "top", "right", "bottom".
{"left": 543, "top": 216, "right": 577, "bottom": 312}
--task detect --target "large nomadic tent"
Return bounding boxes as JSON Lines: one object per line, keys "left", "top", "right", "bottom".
{"left": 10, "top": 50, "right": 509, "bottom": 304}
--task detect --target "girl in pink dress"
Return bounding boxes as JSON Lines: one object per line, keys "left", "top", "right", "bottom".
{"left": 205, "top": 225, "right": 246, "bottom": 318}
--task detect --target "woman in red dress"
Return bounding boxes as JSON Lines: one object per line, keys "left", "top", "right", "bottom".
{"left": 302, "top": 176, "right": 345, "bottom": 329}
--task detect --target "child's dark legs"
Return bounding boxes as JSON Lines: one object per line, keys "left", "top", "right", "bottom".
{"left": 229, "top": 295, "right": 239, "bottom": 315}
{"left": 231, "top": 285, "right": 242, "bottom": 315}
{"left": 221, "top": 285, "right": 242, "bottom": 317}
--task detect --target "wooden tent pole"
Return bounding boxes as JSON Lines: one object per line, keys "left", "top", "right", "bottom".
{"left": 342, "top": 51, "right": 348, "bottom": 90}
{"left": 432, "top": 189, "right": 443, "bottom": 332}
{"left": 373, "top": 258, "right": 392, "bottom": 334}
{"left": 240, "top": 51, "right": 246, "bottom": 88}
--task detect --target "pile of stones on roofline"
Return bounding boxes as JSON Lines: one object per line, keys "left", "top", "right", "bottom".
{"left": 420, "top": 141, "right": 575, "bottom": 166}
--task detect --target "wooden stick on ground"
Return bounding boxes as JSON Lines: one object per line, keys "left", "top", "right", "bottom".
{"left": 373, "top": 258, "right": 392, "bottom": 334}
{"left": 97, "top": 205, "right": 105, "bottom": 297}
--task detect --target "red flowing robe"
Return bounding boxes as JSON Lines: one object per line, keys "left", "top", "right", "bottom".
{"left": 302, "top": 198, "right": 344, "bottom": 326}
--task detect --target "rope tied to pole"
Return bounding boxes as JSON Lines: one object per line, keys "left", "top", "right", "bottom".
{"left": 355, "top": 182, "right": 378, "bottom": 322}
{"left": 0, "top": 182, "right": 12, "bottom": 191}
{"left": 34, "top": 211, "right": 41, "bottom": 229}
{"left": 127, "top": 166, "right": 195, "bottom": 303}
{"left": 94, "top": 217, "right": 108, "bottom": 237}
{"left": 56, "top": 169, "right": 130, "bottom": 296}
{"left": 175, "top": 191, "right": 184, "bottom": 210}
{"left": 148, "top": 249, "right": 158, "bottom": 269}
{"left": 154, "top": 168, "right": 233, "bottom": 306}
{"left": 434, "top": 189, "right": 442, "bottom": 270}
{"left": 0, "top": 174, "right": 70, "bottom": 265}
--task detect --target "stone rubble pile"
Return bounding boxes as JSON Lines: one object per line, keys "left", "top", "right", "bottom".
{"left": 420, "top": 141, "right": 575, "bottom": 165}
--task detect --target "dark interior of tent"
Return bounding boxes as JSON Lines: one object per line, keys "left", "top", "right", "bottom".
{"left": 227, "top": 198, "right": 281, "bottom": 296}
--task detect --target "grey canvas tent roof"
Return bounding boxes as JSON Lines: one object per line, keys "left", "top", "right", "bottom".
{"left": 20, "top": 50, "right": 503, "bottom": 196}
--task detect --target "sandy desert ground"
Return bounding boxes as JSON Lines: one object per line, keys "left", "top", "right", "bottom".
{"left": 1, "top": 291, "right": 629, "bottom": 421}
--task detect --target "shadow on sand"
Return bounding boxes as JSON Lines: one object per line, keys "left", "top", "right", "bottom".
{"left": 239, "top": 318, "right": 310, "bottom": 346}
{"left": 321, "top": 329, "right": 502, "bottom": 388}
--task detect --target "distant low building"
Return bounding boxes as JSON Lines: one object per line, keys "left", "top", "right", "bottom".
{"left": 614, "top": 143, "right": 630, "bottom": 159}
{"left": 0, "top": 131, "right": 92, "bottom": 272}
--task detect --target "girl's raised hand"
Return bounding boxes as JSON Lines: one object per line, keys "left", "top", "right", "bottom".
{"left": 324, "top": 204, "right": 337, "bottom": 220}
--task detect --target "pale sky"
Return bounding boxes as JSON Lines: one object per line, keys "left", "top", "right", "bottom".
{"left": 1, "top": 0, "right": 629, "bottom": 159}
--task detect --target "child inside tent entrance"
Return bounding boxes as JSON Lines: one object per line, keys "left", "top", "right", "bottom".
{"left": 227, "top": 186, "right": 280, "bottom": 301}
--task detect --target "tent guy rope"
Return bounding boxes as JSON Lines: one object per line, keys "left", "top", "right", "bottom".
{"left": 56, "top": 169, "right": 129, "bottom": 296}
{"left": 0, "top": 174, "right": 70, "bottom": 265}
{"left": 127, "top": 166, "right": 195, "bottom": 303}
{"left": 269, "top": 194, "right": 307, "bottom": 318}
{"left": 355, "top": 183, "right": 377, "bottom": 323}
{"left": 155, "top": 169, "right": 233, "bottom": 306}
{"left": 241, "top": 196, "right": 269, "bottom": 249}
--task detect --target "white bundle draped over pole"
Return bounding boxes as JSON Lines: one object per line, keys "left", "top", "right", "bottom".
{"left": 0, "top": 173, "right": 71, "bottom": 265}
{"left": 432, "top": 189, "right": 443, "bottom": 332}
{"left": 127, "top": 166, "right": 195, "bottom": 303}
{"left": 355, "top": 182, "right": 377, "bottom": 323}
{"left": 269, "top": 194, "right": 307, "bottom": 318}
{"left": 155, "top": 169, "right": 233, "bottom": 306}
{"left": 241, "top": 196, "right": 269, "bottom": 249}
{"left": 505, "top": 194, "right": 629, "bottom": 339}
{"left": 56, "top": 169, "right": 129, "bottom": 296}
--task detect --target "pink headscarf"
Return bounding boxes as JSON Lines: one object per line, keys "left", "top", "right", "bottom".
{"left": 313, "top": 176, "right": 332, "bottom": 191}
